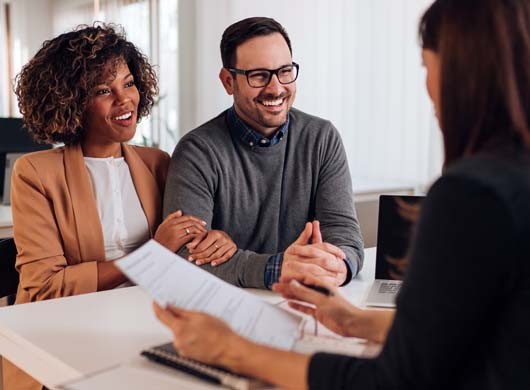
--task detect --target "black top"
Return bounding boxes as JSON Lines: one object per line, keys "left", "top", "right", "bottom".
{"left": 309, "top": 147, "right": 530, "bottom": 389}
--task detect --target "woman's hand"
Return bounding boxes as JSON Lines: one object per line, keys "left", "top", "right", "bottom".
{"left": 186, "top": 230, "right": 237, "bottom": 267}
{"left": 154, "top": 303, "right": 312, "bottom": 389}
{"left": 153, "top": 303, "right": 242, "bottom": 365}
{"left": 154, "top": 210, "right": 207, "bottom": 252}
{"left": 273, "top": 275, "right": 394, "bottom": 343}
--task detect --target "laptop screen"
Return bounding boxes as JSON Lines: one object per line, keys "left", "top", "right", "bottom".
{"left": 375, "top": 195, "right": 424, "bottom": 280}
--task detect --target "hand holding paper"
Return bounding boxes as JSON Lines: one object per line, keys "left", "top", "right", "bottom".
{"left": 115, "top": 239, "right": 303, "bottom": 350}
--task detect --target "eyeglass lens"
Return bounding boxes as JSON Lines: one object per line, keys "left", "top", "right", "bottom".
{"left": 247, "top": 65, "right": 298, "bottom": 87}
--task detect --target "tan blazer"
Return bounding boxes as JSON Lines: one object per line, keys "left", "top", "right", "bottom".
{"left": 2, "top": 143, "right": 170, "bottom": 390}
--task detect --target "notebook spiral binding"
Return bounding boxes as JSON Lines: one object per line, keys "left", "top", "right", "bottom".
{"left": 141, "top": 343, "right": 266, "bottom": 390}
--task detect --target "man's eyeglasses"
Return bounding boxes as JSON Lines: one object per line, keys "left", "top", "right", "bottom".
{"left": 227, "top": 62, "right": 299, "bottom": 88}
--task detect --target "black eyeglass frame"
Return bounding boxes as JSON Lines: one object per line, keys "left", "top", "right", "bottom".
{"left": 227, "top": 62, "right": 300, "bottom": 88}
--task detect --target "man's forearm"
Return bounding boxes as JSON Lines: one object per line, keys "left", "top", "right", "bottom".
{"left": 178, "top": 246, "right": 272, "bottom": 288}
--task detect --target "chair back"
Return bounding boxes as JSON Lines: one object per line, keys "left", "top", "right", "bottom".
{"left": 0, "top": 238, "right": 18, "bottom": 304}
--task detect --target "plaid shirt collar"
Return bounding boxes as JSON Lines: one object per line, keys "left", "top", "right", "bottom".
{"left": 227, "top": 106, "right": 289, "bottom": 147}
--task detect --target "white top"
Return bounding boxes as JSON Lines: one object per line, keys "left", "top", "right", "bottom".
{"left": 84, "top": 157, "right": 149, "bottom": 260}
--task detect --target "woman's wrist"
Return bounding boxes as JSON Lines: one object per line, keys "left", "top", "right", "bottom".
{"left": 218, "top": 332, "right": 253, "bottom": 372}
{"left": 219, "top": 333, "right": 310, "bottom": 389}
{"left": 357, "top": 309, "right": 395, "bottom": 343}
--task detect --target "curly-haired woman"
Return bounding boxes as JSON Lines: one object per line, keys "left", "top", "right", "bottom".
{"left": 2, "top": 24, "right": 236, "bottom": 390}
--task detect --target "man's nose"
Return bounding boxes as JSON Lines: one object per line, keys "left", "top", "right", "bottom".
{"left": 263, "top": 72, "right": 283, "bottom": 94}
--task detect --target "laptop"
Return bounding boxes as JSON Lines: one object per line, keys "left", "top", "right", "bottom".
{"left": 365, "top": 194, "right": 424, "bottom": 308}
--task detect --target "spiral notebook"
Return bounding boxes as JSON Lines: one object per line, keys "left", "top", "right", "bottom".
{"left": 141, "top": 342, "right": 268, "bottom": 390}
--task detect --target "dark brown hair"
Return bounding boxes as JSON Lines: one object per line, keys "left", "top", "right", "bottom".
{"left": 419, "top": 0, "right": 530, "bottom": 165}
{"left": 220, "top": 17, "right": 292, "bottom": 68}
{"left": 14, "top": 23, "right": 158, "bottom": 145}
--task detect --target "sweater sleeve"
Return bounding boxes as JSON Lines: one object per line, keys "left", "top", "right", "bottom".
{"left": 314, "top": 124, "right": 364, "bottom": 279}
{"left": 308, "top": 174, "right": 515, "bottom": 389}
{"left": 11, "top": 157, "right": 98, "bottom": 301}
{"left": 163, "top": 134, "right": 271, "bottom": 288}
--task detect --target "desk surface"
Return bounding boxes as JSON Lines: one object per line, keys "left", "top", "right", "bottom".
{"left": 0, "top": 205, "right": 13, "bottom": 239}
{"left": 0, "top": 248, "right": 376, "bottom": 389}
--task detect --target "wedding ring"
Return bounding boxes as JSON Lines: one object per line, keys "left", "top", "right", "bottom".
{"left": 185, "top": 228, "right": 190, "bottom": 235}
{"left": 214, "top": 244, "right": 219, "bottom": 249}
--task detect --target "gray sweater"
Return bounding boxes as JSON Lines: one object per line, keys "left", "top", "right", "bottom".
{"left": 164, "top": 108, "right": 364, "bottom": 288}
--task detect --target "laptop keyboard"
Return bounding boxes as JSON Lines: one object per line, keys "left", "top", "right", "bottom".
{"left": 379, "top": 281, "right": 401, "bottom": 294}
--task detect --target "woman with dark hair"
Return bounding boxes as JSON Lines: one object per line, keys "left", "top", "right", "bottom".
{"left": 3, "top": 24, "right": 236, "bottom": 390}
{"left": 154, "top": 1, "right": 530, "bottom": 389}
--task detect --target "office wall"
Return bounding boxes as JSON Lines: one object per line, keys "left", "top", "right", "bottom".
{"left": 2, "top": 0, "right": 442, "bottom": 188}
{"left": 178, "top": 0, "right": 443, "bottom": 187}
{"left": 0, "top": 0, "right": 52, "bottom": 117}
{"left": 0, "top": 2, "right": 6, "bottom": 116}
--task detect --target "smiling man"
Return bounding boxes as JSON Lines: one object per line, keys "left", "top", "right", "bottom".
{"left": 164, "top": 17, "right": 364, "bottom": 289}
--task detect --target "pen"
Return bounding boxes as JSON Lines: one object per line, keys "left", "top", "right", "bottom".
{"left": 301, "top": 283, "right": 333, "bottom": 296}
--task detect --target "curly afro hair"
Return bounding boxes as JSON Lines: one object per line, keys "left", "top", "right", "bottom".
{"left": 14, "top": 23, "right": 158, "bottom": 145}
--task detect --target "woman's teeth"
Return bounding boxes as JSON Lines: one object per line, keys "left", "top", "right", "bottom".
{"left": 114, "top": 112, "right": 132, "bottom": 120}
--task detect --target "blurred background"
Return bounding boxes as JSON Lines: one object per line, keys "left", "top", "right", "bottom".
{"left": 0, "top": 0, "right": 440, "bottom": 245}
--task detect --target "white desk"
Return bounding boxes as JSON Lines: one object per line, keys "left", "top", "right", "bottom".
{"left": 0, "top": 205, "right": 13, "bottom": 239}
{"left": 0, "top": 248, "right": 376, "bottom": 389}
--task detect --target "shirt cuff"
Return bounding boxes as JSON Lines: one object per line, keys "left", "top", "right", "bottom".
{"left": 341, "top": 256, "right": 354, "bottom": 286}
{"left": 264, "top": 252, "right": 284, "bottom": 289}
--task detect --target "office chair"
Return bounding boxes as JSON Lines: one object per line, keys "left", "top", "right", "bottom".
{"left": 0, "top": 238, "right": 18, "bottom": 305}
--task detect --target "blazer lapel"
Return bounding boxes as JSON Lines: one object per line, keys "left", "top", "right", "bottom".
{"left": 64, "top": 144, "right": 106, "bottom": 262}
{"left": 122, "top": 144, "right": 161, "bottom": 236}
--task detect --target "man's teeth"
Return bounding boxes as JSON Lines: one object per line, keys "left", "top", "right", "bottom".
{"left": 261, "top": 98, "right": 283, "bottom": 106}
{"left": 115, "top": 112, "right": 132, "bottom": 120}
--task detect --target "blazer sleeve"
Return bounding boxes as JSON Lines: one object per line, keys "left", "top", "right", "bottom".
{"left": 11, "top": 157, "right": 98, "bottom": 301}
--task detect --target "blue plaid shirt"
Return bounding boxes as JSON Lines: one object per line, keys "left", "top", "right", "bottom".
{"left": 227, "top": 106, "right": 288, "bottom": 147}
{"left": 227, "top": 106, "right": 354, "bottom": 289}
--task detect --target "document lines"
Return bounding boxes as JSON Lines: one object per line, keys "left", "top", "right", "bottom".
{"left": 115, "top": 239, "right": 304, "bottom": 350}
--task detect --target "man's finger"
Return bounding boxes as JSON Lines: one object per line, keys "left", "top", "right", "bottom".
{"left": 292, "top": 244, "right": 344, "bottom": 262}
{"left": 293, "top": 222, "right": 313, "bottom": 245}
{"left": 280, "top": 262, "right": 342, "bottom": 286}
{"left": 312, "top": 220, "right": 322, "bottom": 244}
{"left": 289, "top": 247, "right": 343, "bottom": 273}
{"left": 286, "top": 258, "right": 339, "bottom": 278}
{"left": 303, "top": 256, "right": 344, "bottom": 274}
{"left": 313, "top": 242, "right": 345, "bottom": 259}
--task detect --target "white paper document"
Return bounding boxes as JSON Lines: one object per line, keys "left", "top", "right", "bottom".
{"left": 115, "top": 240, "right": 303, "bottom": 350}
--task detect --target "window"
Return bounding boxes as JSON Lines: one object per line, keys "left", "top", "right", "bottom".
{"left": 1, "top": 0, "right": 179, "bottom": 152}
{"left": 177, "top": 0, "right": 442, "bottom": 188}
